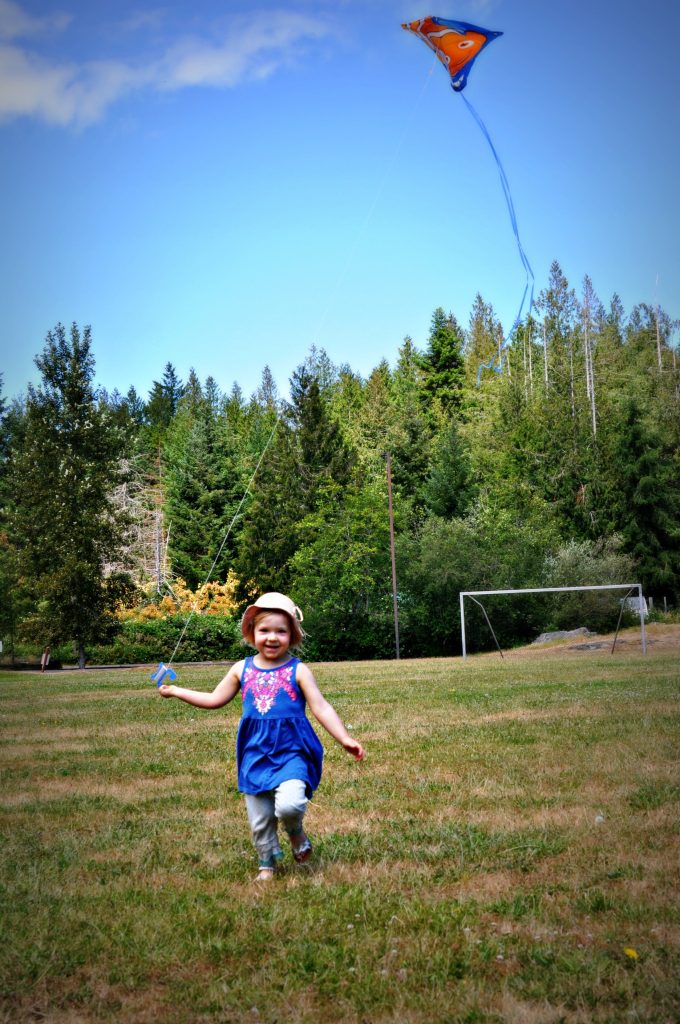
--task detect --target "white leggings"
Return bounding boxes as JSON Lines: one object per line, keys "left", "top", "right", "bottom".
{"left": 244, "top": 778, "right": 308, "bottom": 867}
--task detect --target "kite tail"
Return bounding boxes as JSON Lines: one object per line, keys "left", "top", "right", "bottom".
{"left": 460, "top": 92, "right": 535, "bottom": 382}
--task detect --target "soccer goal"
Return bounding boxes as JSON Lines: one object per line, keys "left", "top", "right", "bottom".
{"left": 459, "top": 583, "right": 647, "bottom": 659}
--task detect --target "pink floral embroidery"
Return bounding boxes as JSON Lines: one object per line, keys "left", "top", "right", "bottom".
{"left": 241, "top": 662, "right": 298, "bottom": 715}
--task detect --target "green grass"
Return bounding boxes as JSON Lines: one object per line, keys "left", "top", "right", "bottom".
{"left": 1, "top": 638, "right": 679, "bottom": 1023}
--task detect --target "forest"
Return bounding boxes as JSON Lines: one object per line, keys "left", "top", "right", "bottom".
{"left": 1, "top": 260, "right": 679, "bottom": 666}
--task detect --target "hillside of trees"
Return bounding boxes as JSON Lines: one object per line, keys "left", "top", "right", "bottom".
{"left": 2, "top": 261, "right": 679, "bottom": 664}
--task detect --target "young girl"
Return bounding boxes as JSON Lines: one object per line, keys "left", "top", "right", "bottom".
{"left": 158, "top": 592, "right": 365, "bottom": 881}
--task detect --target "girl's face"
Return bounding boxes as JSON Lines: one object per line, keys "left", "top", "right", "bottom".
{"left": 253, "top": 612, "right": 292, "bottom": 664}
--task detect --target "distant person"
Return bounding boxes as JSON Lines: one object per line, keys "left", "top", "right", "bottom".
{"left": 158, "top": 592, "right": 365, "bottom": 881}
{"left": 40, "top": 646, "right": 50, "bottom": 673}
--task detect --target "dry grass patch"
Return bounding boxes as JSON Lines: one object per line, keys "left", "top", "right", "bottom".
{"left": 1, "top": 651, "right": 678, "bottom": 1023}
{"left": 0, "top": 740, "right": 93, "bottom": 760}
{"left": 0, "top": 775, "right": 180, "bottom": 807}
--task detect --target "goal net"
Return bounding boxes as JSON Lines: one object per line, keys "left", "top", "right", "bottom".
{"left": 459, "top": 583, "right": 647, "bottom": 658}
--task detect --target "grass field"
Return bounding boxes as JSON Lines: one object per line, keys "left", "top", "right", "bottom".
{"left": 1, "top": 627, "right": 679, "bottom": 1023}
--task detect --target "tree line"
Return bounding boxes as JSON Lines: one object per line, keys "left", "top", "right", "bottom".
{"left": 1, "top": 260, "right": 679, "bottom": 665}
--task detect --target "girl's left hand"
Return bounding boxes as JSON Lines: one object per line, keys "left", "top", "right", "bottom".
{"left": 343, "top": 738, "right": 366, "bottom": 761}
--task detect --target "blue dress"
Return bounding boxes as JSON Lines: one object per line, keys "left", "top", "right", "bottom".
{"left": 236, "top": 656, "right": 324, "bottom": 797}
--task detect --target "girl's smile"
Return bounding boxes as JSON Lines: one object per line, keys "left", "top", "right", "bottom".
{"left": 253, "top": 612, "right": 293, "bottom": 667}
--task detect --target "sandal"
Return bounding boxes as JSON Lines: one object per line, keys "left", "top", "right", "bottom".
{"left": 255, "top": 866, "right": 275, "bottom": 882}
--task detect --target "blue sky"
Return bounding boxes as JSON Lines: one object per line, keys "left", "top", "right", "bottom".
{"left": 1, "top": 0, "right": 679, "bottom": 404}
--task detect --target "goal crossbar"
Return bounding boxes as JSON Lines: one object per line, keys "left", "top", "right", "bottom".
{"left": 459, "top": 583, "right": 647, "bottom": 659}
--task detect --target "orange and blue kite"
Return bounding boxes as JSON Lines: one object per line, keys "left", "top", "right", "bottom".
{"left": 402, "top": 16, "right": 534, "bottom": 379}
{"left": 401, "top": 16, "right": 501, "bottom": 93}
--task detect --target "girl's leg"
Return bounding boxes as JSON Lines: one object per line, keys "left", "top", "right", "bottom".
{"left": 244, "top": 792, "right": 283, "bottom": 877}
{"left": 274, "top": 779, "right": 312, "bottom": 862}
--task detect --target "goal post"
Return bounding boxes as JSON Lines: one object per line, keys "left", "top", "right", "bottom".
{"left": 459, "top": 583, "right": 647, "bottom": 659}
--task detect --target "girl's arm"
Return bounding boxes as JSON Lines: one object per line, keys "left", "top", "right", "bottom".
{"left": 297, "top": 663, "right": 365, "bottom": 761}
{"left": 158, "top": 661, "right": 243, "bottom": 709}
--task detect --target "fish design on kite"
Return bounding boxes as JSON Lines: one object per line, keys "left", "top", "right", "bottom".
{"left": 401, "top": 16, "right": 502, "bottom": 92}
{"left": 402, "top": 15, "right": 534, "bottom": 381}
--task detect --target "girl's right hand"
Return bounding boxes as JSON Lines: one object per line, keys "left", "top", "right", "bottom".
{"left": 158, "top": 684, "right": 174, "bottom": 698}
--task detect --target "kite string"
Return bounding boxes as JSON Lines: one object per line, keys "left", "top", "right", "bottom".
{"left": 460, "top": 92, "right": 535, "bottom": 378}
{"left": 165, "top": 414, "right": 281, "bottom": 667}
{"left": 162, "top": 70, "right": 438, "bottom": 669}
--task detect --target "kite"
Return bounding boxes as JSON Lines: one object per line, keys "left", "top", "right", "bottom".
{"left": 402, "top": 16, "right": 534, "bottom": 379}
{"left": 401, "top": 16, "right": 501, "bottom": 93}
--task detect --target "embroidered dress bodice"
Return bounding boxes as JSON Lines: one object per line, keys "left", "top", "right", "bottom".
{"left": 241, "top": 658, "right": 306, "bottom": 720}
{"left": 235, "top": 656, "right": 323, "bottom": 796}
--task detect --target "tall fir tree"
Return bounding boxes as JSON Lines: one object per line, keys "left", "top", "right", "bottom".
{"left": 9, "top": 324, "right": 134, "bottom": 666}
{"left": 290, "top": 364, "right": 354, "bottom": 511}
{"left": 236, "top": 363, "right": 354, "bottom": 597}
{"left": 464, "top": 294, "right": 500, "bottom": 388}
{"left": 145, "top": 363, "right": 184, "bottom": 445}
{"left": 164, "top": 388, "right": 244, "bottom": 590}
{"left": 603, "top": 398, "right": 680, "bottom": 602}
{"left": 0, "top": 378, "right": 22, "bottom": 656}
{"left": 423, "top": 420, "right": 475, "bottom": 519}
{"left": 420, "top": 307, "right": 465, "bottom": 415}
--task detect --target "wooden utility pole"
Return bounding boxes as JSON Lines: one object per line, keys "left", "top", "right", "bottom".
{"left": 385, "top": 453, "right": 400, "bottom": 659}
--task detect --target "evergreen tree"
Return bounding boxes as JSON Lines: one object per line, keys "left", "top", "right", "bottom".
{"left": 355, "top": 360, "right": 394, "bottom": 471}
{"left": 603, "top": 399, "right": 680, "bottom": 601}
{"left": 465, "top": 293, "right": 500, "bottom": 388}
{"left": 420, "top": 307, "right": 465, "bottom": 414}
{"left": 388, "top": 337, "right": 432, "bottom": 500}
{"left": 9, "top": 324, "right": 134, "bottom": 666}
{"left": 593, "top": 294, "right": 627, "bottom": 394}
{"left": 290, "top": 365, "right": 354, "bottom": 511}
{"left": 102, "top": 385, "right": 146, "bottom": 447}
{"left": 300, "top": 346, "right": 339, "bottom": 392}
{"left": 145, "top": 363, "right": 184, "bottom": 440}
{"left": 164, "top": 397, "right": 244, "bottom": 591}
{"left": 423, "top": 421, "right": 475, "bottom": 519}
{"left": 255, "top": 365, "right": 279, "bottom": 412}
{"left": 204, "top": 376, "right": 222, "bottom": 415}
{"left": 234, "top": 419, "right": 300, "bottom": 595}
{"left": 182, "top": 368, "right": 204, "bottom": 414}
{"left": 290, "top": 476, "right": 395, "bottom": 659}
{"left": 327, "top": 367, "right": 365, "bottom": 455}
{"left": 626, "top": 304, "right": 675, "bottom": 373}
{"left": 0, "top": 379, "right": 22, "bottom": 657}
{"left": 124, "top": 386, "right": 147, "bottom": 426}
{"left": 535, "top": 260, "right": 579, "bottom": 403}
{"left": 236, "top": 364, "right": 355, "bottom": 597}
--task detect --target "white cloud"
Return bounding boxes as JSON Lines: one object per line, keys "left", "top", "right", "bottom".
{"left": 0, "top": 44, "right": 74, "bottom": 124}
{"left": 0, "top": 5, "right": 333, "bottom": 127}
{"left": 158, "top": 11, "right": 329, "bottom": 90}
{"left": 0, "top": 44, "right": 153, "bottom": 126}
{"left": 0, "top": 0, "right": 70, "bottom": 40}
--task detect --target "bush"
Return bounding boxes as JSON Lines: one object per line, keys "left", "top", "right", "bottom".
{"left": 83, "top": 614, "right": 244, "bottom": 665}
{"left": 397, "top": 501, "right": 558, "bottom": 656}
{"left": 541, "top": 538, "right": 637, "bottom": 632}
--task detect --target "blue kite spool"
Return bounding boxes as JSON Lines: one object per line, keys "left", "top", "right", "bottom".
{"left": 151, "top": 662, "right": 177, "bottom": 687}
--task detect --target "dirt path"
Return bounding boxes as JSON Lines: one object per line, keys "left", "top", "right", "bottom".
{"left": 512, "top": 622, "right": 680, "bottom": 659}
